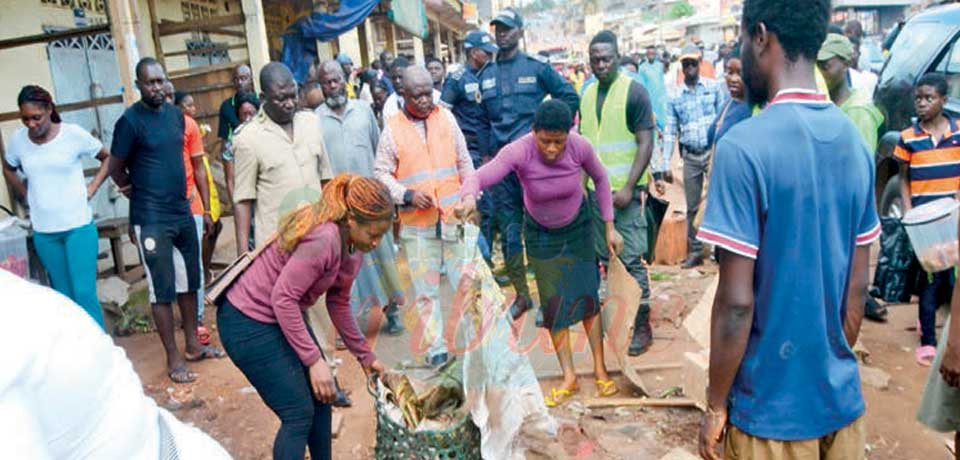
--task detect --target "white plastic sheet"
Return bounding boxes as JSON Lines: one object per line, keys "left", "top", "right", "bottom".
{"left": 454, "top": 229, "right": 558, "bottom": 460}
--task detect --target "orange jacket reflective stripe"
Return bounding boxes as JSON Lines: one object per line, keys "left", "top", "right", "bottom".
{"left": 388, "top": 108, "right": 461, "bottom": 228}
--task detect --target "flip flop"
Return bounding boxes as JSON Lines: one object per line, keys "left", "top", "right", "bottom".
{"left": 185, "top": 345, "right": 225, "bottom": 362}
{"left": 595, "top": 379, "right": 619, "bottom": 397}
{"left": 544, "top": 386, "right": 579, "bottom": 408}
{"left": 168, "top": 365, "right": 197, "bottom": 384}
{"left": 916, "top": 345, "right": 937, "bottom": 367}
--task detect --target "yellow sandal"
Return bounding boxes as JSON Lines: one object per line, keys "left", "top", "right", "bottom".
{"left": 544, "top": 386, "right": 579, "bottom": 407}
{"left": 595, "top": 379, "right": 619, "bottom": 397}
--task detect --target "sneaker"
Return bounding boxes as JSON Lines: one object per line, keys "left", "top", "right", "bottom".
{"left": 332, "top": 384, "right": 353, "bottom": 407}
{"left": 429, "top": 352, "right": 449, "bottom": 368}
{"left": 197, "top": 324, "right": 211, "bottom": 346}
{"left": 864, "top": 297, "right": 888, "bottom": 323}
{"left": 628, "top": 319, "right": 653, "bottom": 356}
{"left": 382, "top": 304, "right": 404, "bottom": 336}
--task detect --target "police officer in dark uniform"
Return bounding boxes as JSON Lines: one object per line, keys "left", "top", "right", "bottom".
{"left": 481, "top": 7, "right": 580, "bottom": 317}
{"left": 441, "top": 30, "right": 498, "bottom": 269}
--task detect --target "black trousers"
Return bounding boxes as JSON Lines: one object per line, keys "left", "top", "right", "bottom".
{"left": 218, "top": 298, "right": 332, "bottom": 460}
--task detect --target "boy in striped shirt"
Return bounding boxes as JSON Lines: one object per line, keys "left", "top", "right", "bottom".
{"left": 894, "top": 72, "right": 959, "bottom": 366}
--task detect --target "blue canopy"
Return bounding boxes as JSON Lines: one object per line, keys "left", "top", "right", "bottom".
{"left": 282, "top": 0, "right": 381, "bottom": 83}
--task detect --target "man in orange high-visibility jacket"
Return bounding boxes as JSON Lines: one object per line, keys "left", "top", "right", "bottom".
{"left": 374, "top": 66, "right": 478, "bottom": 367}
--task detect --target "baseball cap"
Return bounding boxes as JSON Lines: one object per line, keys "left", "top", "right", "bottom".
{"left": 335, "top": 53, "right": 353, "bottom": 66}
{"left": 491, "top": 8, "right": 523, "bottom": 29}
{"left": 818, "top": 33, "right": 854, "bottom": 62}
{"left": 464, "top": 30, "right": 498, "bottom": 53}
{"left": 678, "top": 44, "right": 701, "bottom": 62}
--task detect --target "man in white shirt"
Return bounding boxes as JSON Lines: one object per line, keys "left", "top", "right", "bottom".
{"left": 0, "top": 269, "right": 230, "bottom": 459}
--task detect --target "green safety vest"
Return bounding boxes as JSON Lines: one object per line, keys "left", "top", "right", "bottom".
{"left": 580, "top": 73, "right": 649, "bottom": 190}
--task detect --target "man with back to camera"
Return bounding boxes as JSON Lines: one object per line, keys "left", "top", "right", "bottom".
{"left": 696, "top": 0, "right": 879, "bottom": 457}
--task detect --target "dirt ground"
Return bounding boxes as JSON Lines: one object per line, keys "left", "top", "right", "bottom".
{"left": 115, "top": 260, "right": 956, "bottom": 460}
{"left": 111, "top": 179, "right": 956, "bottom": 459}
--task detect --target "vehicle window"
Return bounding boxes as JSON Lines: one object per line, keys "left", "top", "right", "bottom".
{"left": 880, "top": 21, "right": 954, "bottom": 88}
{"left": 935, "top": 35, "right": 960, "bottom": 100}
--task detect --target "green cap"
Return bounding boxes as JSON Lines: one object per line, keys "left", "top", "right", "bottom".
{"left": 818, "top": 33, "right": 854, "bottom": 62}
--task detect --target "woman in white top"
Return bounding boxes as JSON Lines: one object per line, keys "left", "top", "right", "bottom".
{"left": 2, "top": 85, "right": 111, "bottom": 329}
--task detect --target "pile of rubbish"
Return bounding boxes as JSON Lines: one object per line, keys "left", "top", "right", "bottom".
{"left": 374, "top": 360, "right": 469, "bottom": 432}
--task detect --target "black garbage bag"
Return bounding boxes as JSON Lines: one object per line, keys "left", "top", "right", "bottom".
{"left": 870, "top": 216, "right": 920, "bottom": 303}
{"left": 645, "top": 194, "right": 669, "bottom": 263}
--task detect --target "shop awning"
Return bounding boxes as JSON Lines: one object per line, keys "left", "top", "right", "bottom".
{"left": 281, "top": 0, "right": 383, "bottom": 82}
{"left": 389, "top": 0, "right": 429, "bottom": 39}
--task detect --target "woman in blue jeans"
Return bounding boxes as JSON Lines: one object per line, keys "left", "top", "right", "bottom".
{"left": 2, "top": 86, "right": 110, "bottom": 328}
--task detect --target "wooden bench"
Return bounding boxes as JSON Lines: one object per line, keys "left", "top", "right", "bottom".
{"left": 96, "top": 217, "right": 144, "bottom": 282}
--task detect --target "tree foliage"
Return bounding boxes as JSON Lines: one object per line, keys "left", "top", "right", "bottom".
{"left": 667, "top": 1, "right": 695, "bottom": 19}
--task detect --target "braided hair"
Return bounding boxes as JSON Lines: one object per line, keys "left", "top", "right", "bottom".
{"left": 17, "top": 85, "right": 61, "bottom": 123}
{"left": 277, "top": 174, "right": 394, "bottom": 253}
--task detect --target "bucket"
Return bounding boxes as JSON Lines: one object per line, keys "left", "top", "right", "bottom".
{"left": 0, "top": 216, "right": 29, "bottom": 279}
{"left": 901, "top": 198, "right": 960, "bottom": 273}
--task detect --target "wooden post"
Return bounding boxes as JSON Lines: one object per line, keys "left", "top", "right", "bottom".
{"left": 386, "top": 23, "right": 397, "bottom": 55}
{"left": 240, "top": 0, "right": 271, "bottom": 93}
{"left": 106, "top": 0, "right": 141, "bottom": 105}
{"left": 432, "top": 21, "right": 443, "bottom": 60}
{"left": 145, "top": 0, "right": 165, "bottom": 68}
{"left": 447, "top": 29, "right": 458, "bottom": 63}
{"left": 358, "top": 20, "right": 370, "bottom": 67}
{"left": 413, "top": 36, "right": 425, "bottom": 65}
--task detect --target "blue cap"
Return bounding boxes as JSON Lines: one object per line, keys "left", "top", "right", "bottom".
{"left": 464, "top": 30, "right": 498, "bottom": 54}
{"left": 336, "top": 53, "right": 353, "bottom": 65}
{"left": 491, "top": 8, "right": 523, "bottom": 29}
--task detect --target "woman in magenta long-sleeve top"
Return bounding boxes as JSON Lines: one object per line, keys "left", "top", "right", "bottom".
{"left": 217, "top": 174, "right": 391, "bottom": 460}
{"left": 459, "top": 99, "right": 624, "bottom": 407}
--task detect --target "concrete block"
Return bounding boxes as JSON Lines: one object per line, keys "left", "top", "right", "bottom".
{"left": 683, "top": 351, "right": 709, "bottom": 410}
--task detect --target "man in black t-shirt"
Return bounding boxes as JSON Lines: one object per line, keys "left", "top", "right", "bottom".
{"left": 109, "top": 57, "right": 222, "bottom": 384}
{"left": 580, "top": 30, "right": 657, "bottom": 357}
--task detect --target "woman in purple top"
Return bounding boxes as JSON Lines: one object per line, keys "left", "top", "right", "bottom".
{"left": 217, "top": 174, "right": 390, "bottom": 460}
{"left": 460, "top": 100, "right": 624, "bottom": 407}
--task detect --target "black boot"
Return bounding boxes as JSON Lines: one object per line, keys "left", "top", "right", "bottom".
{"left": 681, "top": 253, "right": 704, "bottom": 269}
{"left": 628, "top": 315, "right": 653, "bottom": 356}
{"left": 509, "top": 296, "right": 533, "bottom": 320}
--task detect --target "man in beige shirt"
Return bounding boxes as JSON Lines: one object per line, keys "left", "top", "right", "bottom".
{"left": 233, "top": 62, "right": 333, "bottom": 254}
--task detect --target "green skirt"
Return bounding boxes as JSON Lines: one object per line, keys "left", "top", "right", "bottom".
{"left": 524, "top": 202, "right": 601, "bottom": 331}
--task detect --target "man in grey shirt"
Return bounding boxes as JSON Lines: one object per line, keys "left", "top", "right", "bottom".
{"left": 315, "top": 60, "right": 405, "bottom": 335}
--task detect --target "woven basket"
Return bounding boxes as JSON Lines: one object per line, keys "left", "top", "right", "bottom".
{"left": 368, "top": 376, "right": 481, "bottom": 459}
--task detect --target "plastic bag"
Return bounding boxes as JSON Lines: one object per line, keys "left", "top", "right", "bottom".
{"left": 871, "top": 217, "right": 920, "bottom": 303}
{"left": 453, "top": 233, "right": 557, "bottom": 460}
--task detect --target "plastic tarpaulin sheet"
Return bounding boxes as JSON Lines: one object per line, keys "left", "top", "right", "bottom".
{"left": 452, "top": 226, "right": 557, "bottom": 459}
{"left": 281, "top": 0, "right": 380, "bottom": 83}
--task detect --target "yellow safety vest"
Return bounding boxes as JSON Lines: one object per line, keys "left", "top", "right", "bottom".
{"left": 580, "top": 73, "right": 650, "bottom": 190}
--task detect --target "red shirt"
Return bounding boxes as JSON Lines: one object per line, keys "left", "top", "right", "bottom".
{"left": 225, "top": 222, "right": 373, "bottom": 367}
{"left": 182, "top": 115, "right": 204, "bottom": 215}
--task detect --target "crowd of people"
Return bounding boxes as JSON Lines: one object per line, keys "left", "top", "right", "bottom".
{"left": 4, "top": 0, "right": 960, "bottom": 458}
